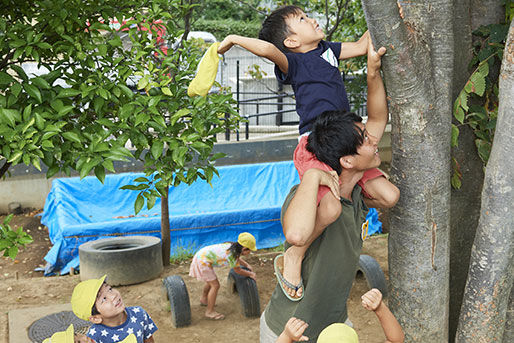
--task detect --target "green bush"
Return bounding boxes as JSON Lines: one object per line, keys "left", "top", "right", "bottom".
{"left": 193, "top": 19, "right": 261, "bottom": 40}
{"left": 0, "top": 214, "right": 33, "bottom": 259}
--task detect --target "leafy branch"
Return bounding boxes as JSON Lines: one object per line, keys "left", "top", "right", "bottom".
{"left": 451, "top": 22, "right": 507, "bottom": 189}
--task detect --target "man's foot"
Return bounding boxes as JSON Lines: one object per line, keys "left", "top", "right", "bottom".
{"left": 274, "top": 250, "right": 304, "bottom": 301}
{"left": 200, "top": 297, "right": 208, "bottom": 306}
{"left": 205, "top": 311, "right": 225, "bottom": 320}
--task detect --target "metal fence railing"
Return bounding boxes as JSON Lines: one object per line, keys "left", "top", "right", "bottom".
{"left": 221, "top": 58, "right": 367, "bottom": 142}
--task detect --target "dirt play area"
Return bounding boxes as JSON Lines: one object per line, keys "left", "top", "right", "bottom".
{"left": 0, "top": 211, "right": 390, "bottom": 343}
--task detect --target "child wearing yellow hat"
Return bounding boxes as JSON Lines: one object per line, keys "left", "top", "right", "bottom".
{"left": 70, "top": 275, "right": 157, "bottom": 343}
{"left": 189, "top": 232, "right": 257, "bottom": 320}
{"left": 42, "top": 324, "right": 136, "bottom": 343}
{"left": 276, "top": 289, "right": 404, "bottom": 343}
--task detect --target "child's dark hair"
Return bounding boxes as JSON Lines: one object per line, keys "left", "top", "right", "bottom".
{"left": 258, "top": 5, "right": 302, "bottom": 53}
{"left": 227, "top": 241, "right": 244, "bottom": 260}
{"left": 307, "top": 110, "right": 364, "bottom": 174}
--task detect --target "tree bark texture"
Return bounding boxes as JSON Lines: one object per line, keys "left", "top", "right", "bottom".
{"left": 455, "top": 19, "right": 514, "bottom": 343}
{"left": 503, "top": 286, "right": 514, "bottom": 342}
{"left": 449, "top": 1, "right": 481, "bottom": 341}
{"left": 362, "top": 0, "right": 452, "bottom": 341}
{"left": 471, "top": 0, "right": 506, "bottom": 30}
{"left": 449, "top": 1, "right": 504, "bottom": 341}
{"left": 161, "top": 187, "right": 170, "bottom": 266}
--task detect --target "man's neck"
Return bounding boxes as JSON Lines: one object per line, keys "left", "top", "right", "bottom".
{"left": 339, "top": 170, "right": 365, "bottom": 200}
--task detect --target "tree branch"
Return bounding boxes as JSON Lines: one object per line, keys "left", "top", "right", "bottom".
{"left": 0, "top": 160, "right": 12, "bottom": 180}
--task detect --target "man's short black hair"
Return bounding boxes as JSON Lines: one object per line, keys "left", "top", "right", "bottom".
{"left": 306, "top": 110, "right": 364, "bottom": 174}
{"left": 258, "top": 5, "right": 302, "bottom": 53}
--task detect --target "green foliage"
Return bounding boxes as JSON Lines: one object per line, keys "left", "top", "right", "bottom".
{"left": 195, "top": 0, "right": 263, "bottom": 22}
{"left": 117, "top": 2, "right": 241, "bottom": 214}
{"left": 192, "top": 19, "right": 261, "bottom": 40}
{"left": 169, "top": 244, "right": 196, "bottom": 264}
{"left": 0, "top": 214, "right": 33, "bottom": 259}
{"left": 1, "top": 1, "right": 241, "bottom": 216}
{"left": 0, "top": 0, "right": 149, "bottom": 180}
{"left": 451, "top": 22, "right": 508, "bottom": 188}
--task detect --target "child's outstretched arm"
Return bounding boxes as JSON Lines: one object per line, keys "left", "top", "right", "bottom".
{"left": 362, "top": 289, "right": 405, "bottom": 343}
{"left": 276, "top": 317, "right": 309, "bottom": 343}
{"left": 339, "top": 30, "right": 369, "bottom": 59}
{"left": 217, "top": 35, "right": 289, "bottom": 73}
{"left": 363, "top": 37, "right": 388, "bottom": 142}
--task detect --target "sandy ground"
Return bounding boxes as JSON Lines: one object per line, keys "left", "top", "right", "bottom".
{"left": 0, "top": 212, "right": 390, "bottom": 343}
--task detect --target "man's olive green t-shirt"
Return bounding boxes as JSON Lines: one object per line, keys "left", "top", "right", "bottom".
{"left": 264, "top": 184, "right": 368, "bottom": 341}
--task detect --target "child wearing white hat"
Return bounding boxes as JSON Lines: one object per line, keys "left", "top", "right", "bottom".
{"left": 189, "top": 232, "right": 257, "bottom": 320}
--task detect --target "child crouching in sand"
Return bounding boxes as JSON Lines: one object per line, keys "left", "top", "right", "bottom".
{"left": 189, "top": 232, "right": 257, "bottom": 320}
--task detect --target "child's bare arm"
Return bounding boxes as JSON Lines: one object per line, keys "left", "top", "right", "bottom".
{"left": 217, "top": 35, "right": 289, "bottom": 73}
{"left": 363, "top": 177, "right": 400, "bottom": 209}
{"left": 238, "top": 257, "right": 253, "bottom": 271}
{"left": 364, "top": 37, "right": 388, "bottom": 141}
{"left": 144, "top": 336, "right": 155, "bottom": 343}
{"left": 233, "top": 264, "right": 256, "bottom": 280}
{"left": 339, "top": 31, "right": 369, "bottom": 59}
{"left": 276, "top": 317, "right": 309, "bottom": 343}
{"left": 362, "top": 289, "right": 405, "bottom": 343}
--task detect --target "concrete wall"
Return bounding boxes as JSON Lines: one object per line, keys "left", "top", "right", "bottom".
{"left": 0, "top": 131, "right": 391, "bottom": 214}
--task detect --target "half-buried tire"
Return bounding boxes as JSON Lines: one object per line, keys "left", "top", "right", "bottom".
{"left": 357, "top": 254, "right": 388, "bottom": 297}
{"left": 163, "top": 275, "right": 191, "bottom": 327}
{"left": 227, "top": 267, "right": 260, "bottom": 318}
{"left": 79, "top": 236, "right": 163, "bottom": 286}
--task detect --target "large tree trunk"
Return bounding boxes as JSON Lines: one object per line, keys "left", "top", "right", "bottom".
{"left": 449, "top": 2, "right": 504, "bottom": 341}
{"left": 362, "top": 0, "right": 452, "bottom": 340}
{"left": 455, "top": 19, "right": 514, "bottom": 342}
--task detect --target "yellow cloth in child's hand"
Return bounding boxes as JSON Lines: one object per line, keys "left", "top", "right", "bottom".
{"left": 187, "top": 42, "right": 221, "bottom": 97}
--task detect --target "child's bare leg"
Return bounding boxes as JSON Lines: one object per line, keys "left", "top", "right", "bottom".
{"left": 363, "top": 176, "right": 399, "bottom": 209}
{"left": 282, "top": 192, "right": 342, "bottom": 298}
{"left": 205, "top": 279, "right": 224, "bottom": 319}
{"left": 200, "top": 283, "right": 210, "bottom": 305}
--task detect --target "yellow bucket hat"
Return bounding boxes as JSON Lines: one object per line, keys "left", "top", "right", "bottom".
{"left": 42, "top": 324, "right": 74, "bottom": 343}
{"left": 317, "top": 323, "right": 359, "bottom": 343}
{"left": 71, "top": 275, "right": 106, "bottom": 321}
{"left": 238, "top": 232, "right": 257, "bottom": 251}
{"left": 187, "top": 42, "right": 221, "bottom": 97}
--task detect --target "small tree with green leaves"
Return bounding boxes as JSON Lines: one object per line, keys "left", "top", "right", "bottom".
{"left": 113, "top": 1, "right": 240, "bottom": 264}
{"left": 0, "top": 1, "right": 154, "bottom": 259}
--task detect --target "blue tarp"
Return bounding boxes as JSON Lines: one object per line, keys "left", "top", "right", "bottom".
{"left": 41, "top": 160, "right": 382, "bottom": 276}
{"left": 41, "top": 161, "right": 299, "bottom": 275}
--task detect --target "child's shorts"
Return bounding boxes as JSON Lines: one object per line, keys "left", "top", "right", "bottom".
{"left": 189, "top": 255, "right": 217, "bottom": 282}
{"left": 293, "top": 135, "right": 384, "bottom": 204}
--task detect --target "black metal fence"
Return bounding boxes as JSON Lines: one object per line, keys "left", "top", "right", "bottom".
{"left": 224, "top": 60, "right": 367, "bottom": 141}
